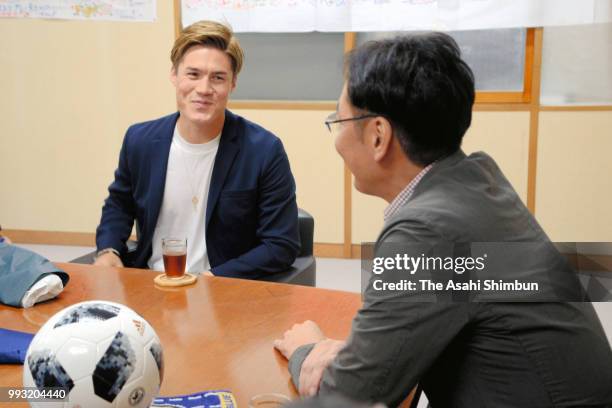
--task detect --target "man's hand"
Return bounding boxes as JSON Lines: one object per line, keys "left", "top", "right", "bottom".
{"left": 94, "top": 252, "right": 124, "bottom": 267}
{"left": 274, "top": 320, "right": 326, "bottom": 360}
{"left": 298, "top": 338, "right": 346, "bottom": 396}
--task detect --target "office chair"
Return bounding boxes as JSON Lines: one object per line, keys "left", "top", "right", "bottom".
{"left": 260, "top": 208, "right": 316, "bottom": 286}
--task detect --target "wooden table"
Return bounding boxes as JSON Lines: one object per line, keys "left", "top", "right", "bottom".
{"left": 0, "top": 263, "right": 362, "bottom": 406}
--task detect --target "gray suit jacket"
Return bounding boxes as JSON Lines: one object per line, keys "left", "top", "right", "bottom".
{"left": 289, "top": 151, "right": 612, "bottom": 407}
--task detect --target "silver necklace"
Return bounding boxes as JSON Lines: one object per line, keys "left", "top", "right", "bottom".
{"left": 175, "top": 140, "right": 207, "bottom": 212}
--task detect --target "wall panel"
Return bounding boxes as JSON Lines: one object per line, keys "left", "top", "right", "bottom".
{"left": 536, "top": 111, "right": 612, "bottom": 241}
{"left": 0, "top": 0, "right": 176, "bottom": 232}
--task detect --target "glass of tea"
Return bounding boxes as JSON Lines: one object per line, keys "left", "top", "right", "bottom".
{"left": 162, "top": 238, "right": 187, "bottom": 278}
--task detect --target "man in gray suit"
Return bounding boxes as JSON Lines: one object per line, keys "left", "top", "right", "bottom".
{"left": 274, "top": 33, "right": 612, "bottom": 407}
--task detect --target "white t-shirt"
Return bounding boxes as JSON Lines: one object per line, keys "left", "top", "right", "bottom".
{"left": 148, "top": 126, "right": 220, "bottom": 274}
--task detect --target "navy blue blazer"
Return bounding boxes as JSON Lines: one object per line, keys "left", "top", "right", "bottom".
{"left": 96, "top": 111, "right": 300, "bottom": 278}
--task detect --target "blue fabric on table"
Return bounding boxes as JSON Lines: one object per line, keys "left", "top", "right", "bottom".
{"left": 0, "top": 328, "right": 34, "bottom": 364}
{"left": 0, "top": 241, "right": 69, "bottom": 307}
{"left": 151, "top": 390, "right": 236, "bottom": 408}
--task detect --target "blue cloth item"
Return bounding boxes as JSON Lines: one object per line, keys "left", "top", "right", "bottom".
{"left": 96, "top": 110, "right": 300, "bottom": 278}
{"left": 0, "top": 328, "right": 34, "bottom": 364}
{"left": 151, "top": 390, "right": 236, "bottom": 408}
{"left": 0, "top": 242, "right": 69, "bottom": 307}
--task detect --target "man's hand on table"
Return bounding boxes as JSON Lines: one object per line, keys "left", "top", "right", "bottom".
{"left": 93, "top": 252, "right": 124, "bottom": 267}
{"left": 274, "top": 320, "right": 326, "bottom": 359}
{"left": 274, "top": 320, "right": 346, "bottom": 396}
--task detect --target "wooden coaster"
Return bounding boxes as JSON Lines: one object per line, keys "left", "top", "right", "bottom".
{"left": 154, "top": 273, "right": 197, "bottom": 287}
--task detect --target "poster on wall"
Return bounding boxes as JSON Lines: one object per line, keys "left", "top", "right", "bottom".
{"left": 0, "top": 0, "right": 156, "bottom": 22}
{"left": 181, "top": 0, "right": 610, "bottom": 32}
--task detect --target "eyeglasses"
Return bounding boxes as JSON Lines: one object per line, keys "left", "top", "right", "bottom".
{"left": 324, "top": 112, "right": 380, "bottom": 134}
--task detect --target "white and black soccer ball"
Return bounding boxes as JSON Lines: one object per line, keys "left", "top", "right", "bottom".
{"left": 23, "top": 300, "right": 164, "bottom": 408}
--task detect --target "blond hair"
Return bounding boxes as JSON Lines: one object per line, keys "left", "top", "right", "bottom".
{"left": 171, "top": 20, "right": 244, "bottom": 77}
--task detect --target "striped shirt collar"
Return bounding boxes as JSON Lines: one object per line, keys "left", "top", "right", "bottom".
{"left": 384, "top": 163, "right": 434, "bottom": 222}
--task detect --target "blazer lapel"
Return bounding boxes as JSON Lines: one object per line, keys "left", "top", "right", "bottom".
{"left": 206, "top": 111, "right": 240, "bottom": 229}
{"left": 145, "top": 113, "right": 179, "bottom": 239}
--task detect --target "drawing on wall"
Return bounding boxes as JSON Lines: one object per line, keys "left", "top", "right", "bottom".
{"left": 181, "top": 0, "right": 606, "bottom": 32}
{"left": 0, "top": 0, "right": 156, "bottom": 22}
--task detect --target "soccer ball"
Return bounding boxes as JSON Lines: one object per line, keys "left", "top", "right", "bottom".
{"left": 23, "top": 300, "right": 163, "bottom": 408}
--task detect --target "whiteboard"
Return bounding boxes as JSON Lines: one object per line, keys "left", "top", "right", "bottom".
{"left": 0, "top": 0, "right": 156, "bottom": 22}
{"left": 181, "top": 0, "right": 611, "bottom": 32}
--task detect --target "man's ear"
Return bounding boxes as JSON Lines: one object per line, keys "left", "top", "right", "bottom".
{"left": 230, "top": 74, "right": 237, "bottom": 92}
{"left": 170, "top": 66, "right": 177, "bottom": 87}
{"left": 370, "top": 117, "right": 394, "bottom": 162}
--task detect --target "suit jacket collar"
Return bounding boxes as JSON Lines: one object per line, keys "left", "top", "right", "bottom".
{"left": 410, "top": 149, "right": 467, "bottom": 200}
{"left": 206, "top": 110, "right": 240, "bottom": 228}
{"left": 378, "top": 149, "right": 467, "bottom": 236}
{"left": 146, "top": 112, "right": 179, "bottom": 241}
{"left": 146, "top": 111, "right": 241, "bottom": 236}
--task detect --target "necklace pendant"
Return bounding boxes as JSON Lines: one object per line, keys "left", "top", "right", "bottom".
{"left": 192, "top": 196, "right": 199, "bottom": 210}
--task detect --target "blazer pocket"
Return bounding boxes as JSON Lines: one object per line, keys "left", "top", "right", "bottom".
{"left": 217, "top": 190, "right": 258, "bottom": 227}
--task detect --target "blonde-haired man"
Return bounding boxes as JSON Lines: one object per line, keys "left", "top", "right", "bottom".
{"left": 95, "top": 21, "right": 299, "bottom": 278}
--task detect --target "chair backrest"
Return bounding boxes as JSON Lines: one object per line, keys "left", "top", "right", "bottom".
{"left": 297, "top": 208, "right": 314, "bottom": 257}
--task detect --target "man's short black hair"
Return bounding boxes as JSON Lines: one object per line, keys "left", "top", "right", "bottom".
{"left": 346, "top": 32, "right": 475, "bottom": 166}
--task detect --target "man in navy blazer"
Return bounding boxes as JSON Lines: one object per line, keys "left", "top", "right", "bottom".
{"left": 94, "top": 21, "right": 299, "bottom": 279}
